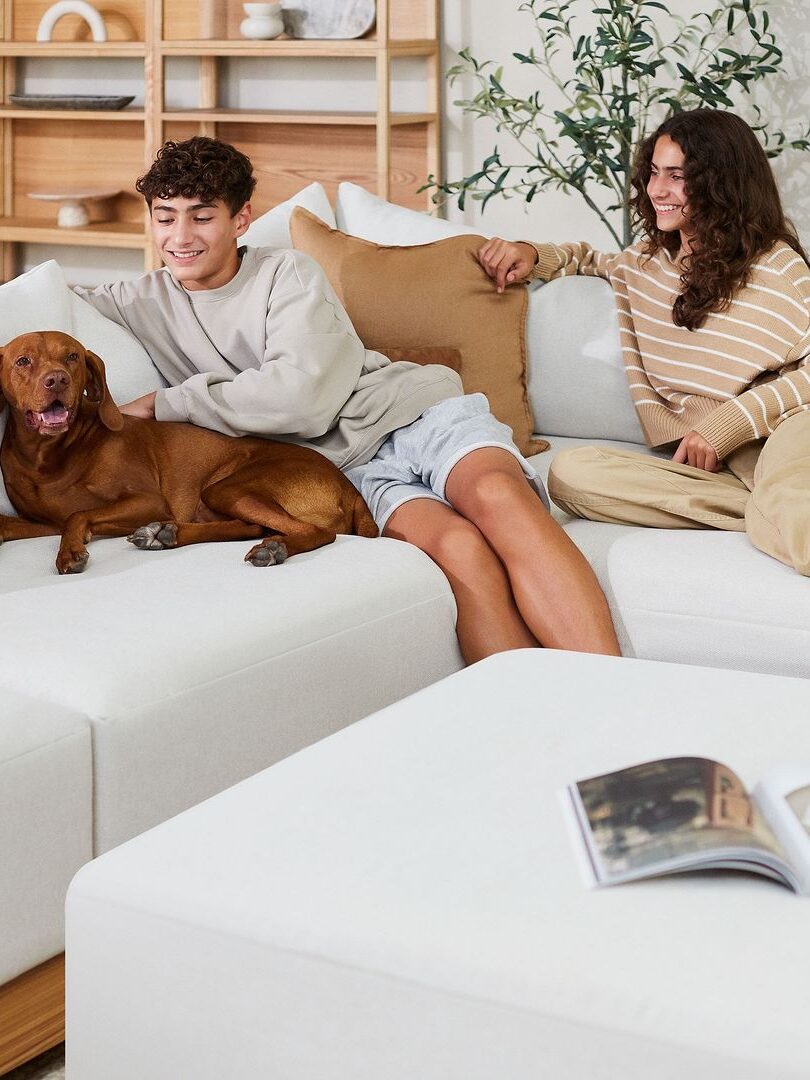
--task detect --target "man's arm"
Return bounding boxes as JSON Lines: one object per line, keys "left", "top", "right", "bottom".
{"left": 154, "top": 253, "right": 371, "bottom": 440}
{"left": 120, "top": 392, "right": 157, "bottom": 419}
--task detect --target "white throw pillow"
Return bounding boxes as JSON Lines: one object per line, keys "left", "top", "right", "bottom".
{"left": 335, "top": 182, "right": 485, "bottom": 245}
{"left": 240, "top": 183, "right": 336, "bottom": 250}
{"left": 0, "top": 260, "right": 167, "bottom": 516}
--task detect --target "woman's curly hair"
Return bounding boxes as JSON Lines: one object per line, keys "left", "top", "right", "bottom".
{"left": 136, "top": 136, "right": 256, "bottom": 215}
{"left": 629, "top": 109, "right": 807, "bottom": 331}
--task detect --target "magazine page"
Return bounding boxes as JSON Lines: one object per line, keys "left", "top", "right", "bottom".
{"left": 754, "top": 765, "right": 810, "bottom": 895}
{"left": 568, "top": 756, "right": 803, "bottom": 893}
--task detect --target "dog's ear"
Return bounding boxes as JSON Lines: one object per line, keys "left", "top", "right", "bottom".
{"left": 0, "top": 350, "right": 5, "bottom": 414}
{"left": 84, "top": 349, "right": 123, "bottom": 432}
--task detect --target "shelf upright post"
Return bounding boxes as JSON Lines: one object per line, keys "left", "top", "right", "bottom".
{"left": 1, "top": 0, "right": 17, "bottom": 280}
{"left": 375, "top": 0, "right": 390, "bottom": 202}
{"left": 425, "top": 0, "right": 443, "bottom": 208}
{"left": 144, "top": 0, "right": 164, "bottom": 269}
{"left": 198, "top": 54, "right": 218, "bottom": 137}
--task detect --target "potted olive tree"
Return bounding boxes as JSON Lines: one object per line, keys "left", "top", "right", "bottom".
{"left": 428, "top": 0, "right": 809, "bottom": 247}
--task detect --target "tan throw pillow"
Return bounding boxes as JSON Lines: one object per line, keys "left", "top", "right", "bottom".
{"left": 290, "top": 207, "right": 547, "bottom": 456}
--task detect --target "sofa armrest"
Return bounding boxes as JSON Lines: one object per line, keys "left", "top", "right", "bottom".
{"left": 526, "top": 276, "right": 645, "bottom": 445}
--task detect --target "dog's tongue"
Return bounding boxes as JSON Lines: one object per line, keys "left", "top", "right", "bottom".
{"left": 39, "top": 404, "right": 69, "bottom": 426}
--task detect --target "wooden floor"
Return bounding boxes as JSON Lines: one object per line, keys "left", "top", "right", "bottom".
{"left": 0, "top": 957, "right": 65, "bottom": 1077}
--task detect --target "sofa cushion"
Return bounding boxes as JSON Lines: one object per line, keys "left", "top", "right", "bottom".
{"left": 529, "top": 435, "right": 810, "bottom": 678}
{"left": 607, "top": 528, "right": 810, "bottom": 678}
{"left": 241, "top": 182, "right": 335, "bottom": 250}
{"left": 527, "top": 276, "right": 644, "bottom": 444}
{"left": 290, "top": 207, "right": 544, "bottom": 457}
{"left": 0, "top": 533, "right": 462, "bottom": 853}
{"left": 335, "top": 182, "right": 484, "bottom": 245}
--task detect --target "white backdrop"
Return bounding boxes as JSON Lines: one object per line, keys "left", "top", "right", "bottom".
{"left": 18, "top": 0, "right": 810, "bottom": 280}
{"left": 442, "top": 0, "right": 810, "bottom": 249}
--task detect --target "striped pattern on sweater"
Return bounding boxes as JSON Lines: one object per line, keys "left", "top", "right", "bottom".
{"left": 531, "top": 240, "right": 810, "bottom": 458}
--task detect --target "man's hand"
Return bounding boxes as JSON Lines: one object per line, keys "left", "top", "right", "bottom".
{"left": 477, "top": 238, "right": 539, "bottom": 293}
{"left": 119, "top": 391, "right": 157, "bottom": 420}
{"left": 672, "top": 430, "right": 720, "bottom": 472}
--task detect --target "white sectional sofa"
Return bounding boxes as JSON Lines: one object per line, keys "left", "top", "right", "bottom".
{"left": 2, "top": 181, "right": 809, "bottom": 1072}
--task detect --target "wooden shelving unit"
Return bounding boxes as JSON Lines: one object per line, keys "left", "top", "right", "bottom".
{"left": 0, "top": 0, "right": 442, "bottom": 281}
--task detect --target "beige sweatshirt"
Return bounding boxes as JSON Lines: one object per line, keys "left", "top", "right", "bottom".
{"left": 76, "top": 246, "right": 462, "bottom": 470}
{"left": 531, "top": 240, "right": 810, "bottom": 459}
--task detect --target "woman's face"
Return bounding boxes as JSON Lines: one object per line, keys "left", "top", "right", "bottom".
{"left": 647, "top": 135, "right": 692, "bottom": 243}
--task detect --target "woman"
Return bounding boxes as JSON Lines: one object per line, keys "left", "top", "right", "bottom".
{"left": 478, "top": 109, "right": 810, "bottom": 575}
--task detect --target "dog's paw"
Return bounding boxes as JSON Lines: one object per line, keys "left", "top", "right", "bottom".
{"left": 127, "top": 522, "right": 178, "bottom": 550}
{"left": 56, "top": 548, "right": 89, "bottom": 575}
{"left": 245, "top": 538, "right": 289, "bottom": 567}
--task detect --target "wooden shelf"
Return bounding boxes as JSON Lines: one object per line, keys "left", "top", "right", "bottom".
{"left": 0, "top": 106, "right": 144, "bottom": 120}
{"left": 159, "top": 38, "right": 438, "bottom": 58}
{"left": 162, "top": 109, "right": 436, "bottom": 126}
{"left": 0, "top": 217, "right": 147, "bottom": 248}
{"left": 0, "top": 0, "right": 441, "bottom": 281}
{"left": 0, "top": 42, "right": 146, "bottom": 58}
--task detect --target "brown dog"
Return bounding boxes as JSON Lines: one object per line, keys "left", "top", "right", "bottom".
{"left": 0, "top": 330, "right": 377, "bottom": 574}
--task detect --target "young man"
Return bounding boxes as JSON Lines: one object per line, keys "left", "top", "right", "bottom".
{"left": 77, "top": 136, "right": 620, "bottom": 662}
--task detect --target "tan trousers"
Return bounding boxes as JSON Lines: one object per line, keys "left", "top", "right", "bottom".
{"left": 547, "top": 412, "right": 810, "bottom": 575}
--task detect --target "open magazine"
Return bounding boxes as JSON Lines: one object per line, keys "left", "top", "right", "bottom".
{"left": 567, "top": 757, "right": 810, "bottom": 895}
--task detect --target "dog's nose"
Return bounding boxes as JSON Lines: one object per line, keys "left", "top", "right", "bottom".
{"left": 43, "top": 370, "right": 70, "bottom": 392}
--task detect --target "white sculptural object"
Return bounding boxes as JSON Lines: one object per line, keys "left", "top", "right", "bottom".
{"left": 240, "top": 3, "right": 284, "bottom": 40}
{"left": 37, "top": 1, "right": 108, "bottom": 43}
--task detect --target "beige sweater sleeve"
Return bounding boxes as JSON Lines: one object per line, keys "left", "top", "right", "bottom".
{"left": 529, "top": 241, "right": 621, "bottom": 282}
{"left": 693, "top": 254, "right": 810, "bottom": 458}
{"left": 153, "top": 254, "right": 371, "bottom": 438}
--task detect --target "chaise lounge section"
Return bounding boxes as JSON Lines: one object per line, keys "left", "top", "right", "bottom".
{"left": 2, "top": 182, "right": 809, "bottom": 1072}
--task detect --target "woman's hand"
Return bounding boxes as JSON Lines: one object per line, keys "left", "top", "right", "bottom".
{"left": 119, "top": 391, "right": 157, "bottom": 420}
{"left": 672, "top": 431, "right": 720, "bottom": 472}
{"left": 477, "top": 239, "right": 539, "bottom": 293}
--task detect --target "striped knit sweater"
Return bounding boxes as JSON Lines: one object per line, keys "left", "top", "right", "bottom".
{"left": 530, "top": 240, "right": 810, "bottom": 458}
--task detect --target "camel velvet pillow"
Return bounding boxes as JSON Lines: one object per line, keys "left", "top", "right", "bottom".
{"left": 290, "top": 207, "right": 545, "bottom": 456}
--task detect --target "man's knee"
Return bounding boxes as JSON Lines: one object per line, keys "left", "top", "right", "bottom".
{"left": 387, "top": 504, "right": 490, "bottom": 572}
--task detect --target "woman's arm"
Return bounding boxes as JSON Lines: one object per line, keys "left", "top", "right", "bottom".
{"left": 693, "top": 364, "right": 810, "bottom": 462}
{"left": 692, "top": 253, "right": 810, "bottom": 462}
{"left": 477, "top": 238, "right": 620, "bottom": 291}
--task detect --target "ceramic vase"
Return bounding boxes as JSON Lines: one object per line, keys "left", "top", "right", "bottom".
{"left": 240, "top": 2, "right": 284, "bottom": 39}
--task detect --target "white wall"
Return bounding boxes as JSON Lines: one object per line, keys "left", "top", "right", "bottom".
{"left": 19, "top": 0, "right": 810, "bottom": 281}
{"left": 442, "top": 0, "right": 810, "bottom": 249}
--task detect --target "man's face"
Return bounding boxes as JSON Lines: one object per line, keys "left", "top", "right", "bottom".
{"left": 149, "top": 197, "right": 251, "bottom": 291}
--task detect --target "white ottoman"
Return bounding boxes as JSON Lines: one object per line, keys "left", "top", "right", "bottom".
{"left": 1, "top": 692, "right": 91, "bottom": 987}
{"left": 66, "top": 651, "right": 810, "bottom": 1079}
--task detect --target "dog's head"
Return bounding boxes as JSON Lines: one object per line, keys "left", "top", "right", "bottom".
{"left": 0, "top": 330, "right": 123, "bottom": 436}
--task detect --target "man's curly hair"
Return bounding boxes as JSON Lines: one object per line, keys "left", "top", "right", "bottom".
{"left": 629, "top": 109, "right": 807, "bottom": 331}
{"left": 136, "top": 136, "right": 256, "bottom": 215}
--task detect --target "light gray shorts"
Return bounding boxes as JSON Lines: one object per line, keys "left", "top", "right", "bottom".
{"left": 345, "top": 393, "right": 550, "bottom": 532}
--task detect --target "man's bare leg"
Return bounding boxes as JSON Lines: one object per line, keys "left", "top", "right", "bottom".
{"left": 384, "top": 498, "right": 539, "bottom": 665}
{"left": 445, "top": 448, "right": 621, "bottom": 655}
